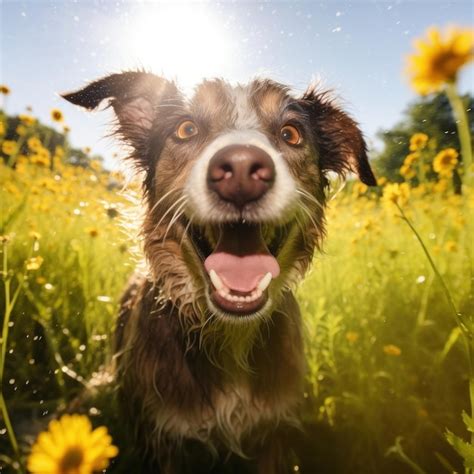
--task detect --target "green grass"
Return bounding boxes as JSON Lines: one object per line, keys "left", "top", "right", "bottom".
{"left": 1, "top": 161, "right": 472, "bottom": 473}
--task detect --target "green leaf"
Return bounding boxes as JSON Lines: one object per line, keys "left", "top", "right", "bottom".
{"left": 446, "top": 430, "right": 474, "bottom": 469}
{"left": 437, "top": 327, "right": 461, "bottom": 364}
{"left": 463, "top": 412, "right": 474, "bottom": 433}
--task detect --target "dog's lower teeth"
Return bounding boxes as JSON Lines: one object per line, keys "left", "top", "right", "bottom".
{"left": 211, "top": 272, "right": 269, "bottom": 305}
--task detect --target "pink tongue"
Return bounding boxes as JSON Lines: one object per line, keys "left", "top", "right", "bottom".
{"left": 204, "top": 224, "right": 280, "bottom": 293}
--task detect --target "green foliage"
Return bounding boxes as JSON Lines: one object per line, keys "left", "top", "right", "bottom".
{"left": 373, "top": 93, "right": 474, "bottom": 181}
{"left": 0, "top": 109, "right": 102, "bottom": 169}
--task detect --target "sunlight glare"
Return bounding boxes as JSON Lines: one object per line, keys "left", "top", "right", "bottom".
{"left": 129, "top": 5, "right": 235, "bottom": 89}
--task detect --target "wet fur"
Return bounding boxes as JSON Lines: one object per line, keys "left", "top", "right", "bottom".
{"left": 62, "top": 72, "right": 375, "bottom": 473}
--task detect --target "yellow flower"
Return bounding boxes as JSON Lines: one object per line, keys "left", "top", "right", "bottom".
{"left": 444, "top": 240, "right": 458, "bottom": 252}
{"left": 434, "top": 178, "right": 449, "bottom": 193}
{"left": 0, "top": 85, "right": 10, "bottom": 95}
{"left": 31, "top": 148, "right": 51, "bottom": 167}
{"left": 406, "top": 26, "right": 474, "bottom": 95}
{"left": 84, "top": 147, "right": 91, "bottom": 154}
{"left": 26, "top": 256, "right": 44, "bottom": 271}
{"left": 345, "top": 331, "right": 359, "bottom": 343}
{"left": 55, "top": 145, "right": 65, "bottom": 158}
{"left": 27, "top": 414, "right": 118, "bottom": 474}
{"left": 29, "top": 231, "right": 42, "bottom": 241}
{"left": 28, "top": 136, "right": 43, "bottom": 152}
{"left": 352, "top": 182, "right": 368, "bottom": 196}
{"left": 383, "top": 344, "right": 402, "bottom": 356}
{"left": 377, "top": 177, "right": 387, "bottom": 186}
{"left": 16, "top": 125, "right": 27, "bottom": 136}
{"left": 409, "top": 133, "right": 429, "bottom": 151}
{"left": 433, "top": 148, "right": 459, "bottom": 177}
{"left": 404, "top": 152, "right": 420, "bottom": 166}
{"left": 51, "top": 108, "right": 64, "bottom": 123}
{"left": 400, "top": 164, "right": 416, "bottom": 179}
{"left": 0, "top": 121, "right": 5, "bottom": 136}
{"left": 19, "top": 114, "right": 36, "bottom": 126}
{"left": 2, "top": 140, "right": 18, "bottom": 156}
{"left": 86, "top": 227, "right": 99, "bottom": 238}
{"left": 382, "top": 183, "right": 410, "bottom": 207}
{"left": 90, "top": 160, "right": 102, "bottom": 172}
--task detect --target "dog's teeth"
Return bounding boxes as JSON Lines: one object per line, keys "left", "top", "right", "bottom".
{"left": 218, "top": 289, "right": 228, "bottom": 298}
{"left": 209, "top": 269, "right": 224, "bottom": 291}
{"left": 257, "top": 272, "right": 272, "bottom": 292}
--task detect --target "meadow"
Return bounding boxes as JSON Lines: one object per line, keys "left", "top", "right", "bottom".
{"left": 1, "top": 25, "right": 473, "bottom": 474}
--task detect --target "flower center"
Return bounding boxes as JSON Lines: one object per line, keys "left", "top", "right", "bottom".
{"left": 59, "top": 446, "right": 84, "bottom": 474}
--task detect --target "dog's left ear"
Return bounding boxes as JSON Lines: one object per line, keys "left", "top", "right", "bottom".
{"left": 299, "top": 88, "right": 377, "bottom": 186}
{"left": 61, "top": 71, "right": 181, "bottom": 170}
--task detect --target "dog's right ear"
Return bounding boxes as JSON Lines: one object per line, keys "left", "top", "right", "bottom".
{"left": 62, "top": 71, "right": 180, "bottom": 167}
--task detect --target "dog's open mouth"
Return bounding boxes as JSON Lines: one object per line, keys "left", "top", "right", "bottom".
{"left": 191, "top": 223, "right": 282, "bottom": 315}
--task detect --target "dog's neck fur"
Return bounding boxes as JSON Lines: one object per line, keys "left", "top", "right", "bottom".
{"left": 115, "top": 276, "right": 305, "bottom": 456}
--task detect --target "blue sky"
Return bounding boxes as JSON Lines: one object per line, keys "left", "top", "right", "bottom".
{"left": 1, "top": 0, "right": 473, "bottom": 167}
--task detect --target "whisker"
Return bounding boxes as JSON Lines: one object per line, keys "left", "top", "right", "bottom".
{"left": 180, "top": 214, "right": 195, "bottom": 250}
{"left": 149, "top": 187, "right": 183, "bottom": 215}
{"left": 296, "top": 187, "right": 325, "bottom": 211}
{"left": 151, "top": 195, "right": 187, "bottom": 235}
{"left": 299, "top": 201, "right": 320, "bottom": 232}
{"left": 161, "top": 200, "right": 188, "bottom": 245}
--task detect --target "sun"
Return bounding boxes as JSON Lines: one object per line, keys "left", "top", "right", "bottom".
{"left": 127, "top": 4, "right": 236, "bottom": 89}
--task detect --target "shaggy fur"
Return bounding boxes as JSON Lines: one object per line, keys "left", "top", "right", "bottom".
{"left": 62, "top": 71, "right": 375, "bottom": 474}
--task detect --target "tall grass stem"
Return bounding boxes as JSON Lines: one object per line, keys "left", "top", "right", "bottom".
{"left": 0, "top": 241, "right": 24, "bottom": 472}
{"left": 445, "top": 82, "right": 473, "bottom": 186}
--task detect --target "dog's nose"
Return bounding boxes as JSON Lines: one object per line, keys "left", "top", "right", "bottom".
{"left": 207, "top": 145, "right": 275, "bottom": 208}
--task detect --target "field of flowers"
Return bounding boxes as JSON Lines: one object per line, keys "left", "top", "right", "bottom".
{"left": 0, "top": 25, "right": 473, "bottom": 474}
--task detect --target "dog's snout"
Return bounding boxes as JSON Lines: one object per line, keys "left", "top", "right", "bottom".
{"left": 207, "top": 145, "right": 275, "bottom": 207}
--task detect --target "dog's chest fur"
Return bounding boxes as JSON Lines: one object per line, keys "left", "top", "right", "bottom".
{"left": 116, "top": 277, "right": 304, "bottom": 454}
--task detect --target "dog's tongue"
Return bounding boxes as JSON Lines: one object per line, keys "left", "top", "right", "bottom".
{"left": 204, "top": 224, "right": 280, "bottom": 293}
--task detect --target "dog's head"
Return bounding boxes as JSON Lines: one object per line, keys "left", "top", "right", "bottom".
{"left": 63, "top": 71, "right": 375, "bottom": 324}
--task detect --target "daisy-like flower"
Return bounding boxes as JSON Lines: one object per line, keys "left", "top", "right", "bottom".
{"left": 433, "top": 148, "right": 459, "bottom": 177}
{"left": 383, "top": 344, "right": 402, "bottom": 356}
{"left": 382, "top": 183, "right": 410, "bottom": 207}
{"left": 86, "top": 227, "right": 99, "bottom": 238}
{"left": 0, "top": 85, "right": 10, "bottom": 95}
{"left": 27, "top": 414, "right": 118, "bottom": 474}
{"left": 28, "top": 136, "right": 43, "bottom": 152}
{"left": 19, "top": 114, "right": 36, "bottom": 126}
{"left": 404, "top": 152, "right": 420, "bottom": 166}
{"left": 2, "top": 140, "right": 18, "bottom": 156}
{"left": 345, "top": 331, "right": 360, "bottom": 344}
{"left": 406, "top": 26, "right": 474, "bottom": 95}
{"left": 16, "top": 125, "right": 27, "bottom": 136}
{"left": 51, "top": 108, "right": 64, "bottom": 123}
{"left": 400, "top": 164, "right": 416, "bottom": 180}
{"left": 444, "top": 240, "right": 458, "bottom": 252}
{"left": 409, "top": 133, "right": 429, "bottom": 151}
{"left": 26, "top": 256, "right": 44, "bottom": 271}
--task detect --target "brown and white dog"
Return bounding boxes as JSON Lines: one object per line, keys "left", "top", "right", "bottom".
{"left": 62, "top": 72, "right": 376, "bottom": 473}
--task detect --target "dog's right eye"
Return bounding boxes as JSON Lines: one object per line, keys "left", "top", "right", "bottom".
{"left": 176, "top": 120, "right": 199, "bottom": 140}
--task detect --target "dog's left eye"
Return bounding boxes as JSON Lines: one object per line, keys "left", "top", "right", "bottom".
{"left": 176, "top": 120, "right": 199, "bottom": 140}
{"left": 280, "top": 125, "right": 301, "bottom": 146}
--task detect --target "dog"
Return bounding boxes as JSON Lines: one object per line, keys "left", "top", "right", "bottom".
{"left": 62, "top": 71, "right": 376, "bottom": 473}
